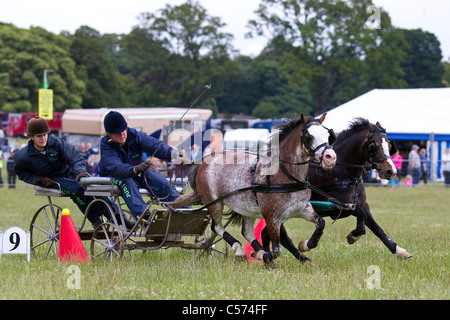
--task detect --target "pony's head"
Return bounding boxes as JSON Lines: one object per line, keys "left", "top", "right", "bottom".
{"left": 364, "top": 121, "right": 397, "bottom": 180}
{"left": 300, "top": 113, "right": 337, "bottom": 170}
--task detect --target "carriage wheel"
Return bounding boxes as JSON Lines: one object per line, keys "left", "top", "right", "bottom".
{"left": 195, "top": 218, "right": 230, "bottom": 259}
{"left": 90, "top": 222, "right": 124, "bottom": 262}
{"left": 29, "top": 204, "right": 62, "bottom": 260}
{"left": 195, "top": 231, "right": 229, "bottom": 258}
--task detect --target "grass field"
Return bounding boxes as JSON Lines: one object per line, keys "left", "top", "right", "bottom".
{"left": 0, "top": 180, "right": 448, "bottom": 301}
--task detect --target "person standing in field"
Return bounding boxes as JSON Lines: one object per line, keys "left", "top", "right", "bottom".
{"left": 442, "top": 148, "right": 450, "bottom": 187}
{"left": 407, "top": 144, "right": 421, "bottom": 185}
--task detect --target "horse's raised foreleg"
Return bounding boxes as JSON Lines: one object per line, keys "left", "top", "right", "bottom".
{"left": 347, "top": 207, "right": 366, "bottom": 244}
{"left": 359, "top": 202, "right": 412, "bottom": 259}
{"left": 298, "top": 206, "right": 325, "bottom": 252}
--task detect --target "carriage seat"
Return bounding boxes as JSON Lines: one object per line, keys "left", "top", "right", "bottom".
{"left": 34, "top": 185, "right": 67, "bottom": 197}
{"left": 80, "top": 177, "right": 120, "bottom": 197}
{"left": 80, "top": 177, "right": 153, "bottom": 198}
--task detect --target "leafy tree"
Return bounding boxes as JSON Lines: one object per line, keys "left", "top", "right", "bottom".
{"left": 137, "top": 0, "right": 238, "bottom": 108}
{"left": 400, "top": 28, "right": 444, "bottom": 88}
{"left": 442, "top": 60, "right": 450, "bottom": 87}
{"left": 247, "top": 0, "right": 394, "bottom": 115}
{"left": 69, "top": 26, "right": 125, "bottom": 108}
{"left": 363, "top": 28, "right": 408, "bottom": 90}
{"left": 252, "top": 101, "right": 278, "bottom": 118}
{"left": 0, "top": 23, "right": 83, "bottom": 112}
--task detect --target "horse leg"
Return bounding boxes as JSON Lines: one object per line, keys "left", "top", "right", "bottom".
{"left": 210, "top": 204, "right": 247, "bottom": 261}
{"left": 359, "top": 202, "right": 412, "bottom": 259}
{"left": 298, "top": 206, "right": 326, "bottom": 252}
{"left": 262, "top": 224, "right": 311, "bottom": 264}
{"left": 262, "top": 220, "right": 282, "bottom": 263}
{"left": 347, "top": 207, "right": 366, "bottom": 244}
{"left": 241, "top": 217, "right": 276, "bottom": 266}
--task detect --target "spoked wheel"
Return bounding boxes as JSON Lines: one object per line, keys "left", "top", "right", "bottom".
{"left": 90, "top": 222, "right": 124, "bottom": 262}
{"left": 29, "top": 204, "right": 62, "bottom": 259}
{"left": 196, "top": 230, "right": 229, "bottom": 258}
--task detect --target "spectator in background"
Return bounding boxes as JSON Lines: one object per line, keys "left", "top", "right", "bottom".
{"left": 0, "top": 149, "right": 4, "bottom": 187}
{"left": 7, "top": 150, "right": 16, "bottom": 188}
{"left": 419, "top": 148, "right": 428, "bottom": 184}
{"left": 442, "top": 148, "right": 450, "bottom": 187}
{"left": 407, "top": 144, "right": 421, "bottom": 185}
{"left": 404, "top": 174, "right": 413, "bottom": 188}
{"left": 79, "top": 142, "right": 93, "bottom": 174}
{"left": 391, "top": 150, "right": 403, "bottom": 183}
{"left": 191, "top": 144, "right": 202, "bottom": 163}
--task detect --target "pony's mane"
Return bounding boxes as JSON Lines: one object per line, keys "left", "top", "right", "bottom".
{"left": 274, "top": 116, "right": 314, "bottom": 143}
{"left": 336, "top": 118, "right": 385, "bottom": 143}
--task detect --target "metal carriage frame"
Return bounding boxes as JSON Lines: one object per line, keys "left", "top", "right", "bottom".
{"left": 29, "top": 177, "right": 228, "bottom": 262}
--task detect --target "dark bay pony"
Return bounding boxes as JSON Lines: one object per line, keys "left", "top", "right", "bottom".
{"left": 169, "top": 114, "right": 337, "bottom": 266}
{"left": 262, "top": 118, "right": 412, "bottom": 261}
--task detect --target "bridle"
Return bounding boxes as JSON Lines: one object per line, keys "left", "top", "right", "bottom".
{"left": 300, "top": 120, "right": 336, "bottom": 163}
{"left": 365, "top": 131, "right": 397, "bottom": 170}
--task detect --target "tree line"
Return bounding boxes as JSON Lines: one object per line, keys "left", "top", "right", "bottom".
{"left": 1, "top": 0, "right": 449, "bottom": 119}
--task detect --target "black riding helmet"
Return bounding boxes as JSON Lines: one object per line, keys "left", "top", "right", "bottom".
{"left": 104, "top": 111, "right": 128, "bottom": 134}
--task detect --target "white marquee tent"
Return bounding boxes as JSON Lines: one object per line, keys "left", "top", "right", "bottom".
{"left": 322, "top": 88, "right": 450, "bottom": 180}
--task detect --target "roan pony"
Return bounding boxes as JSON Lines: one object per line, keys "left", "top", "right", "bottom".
{"left": 168, "top": 114, "right": 337, "bottom": 266}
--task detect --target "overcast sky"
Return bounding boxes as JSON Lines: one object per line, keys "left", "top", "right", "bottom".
{"left": 1, "top": 0, "right": 449, "bottom": 59}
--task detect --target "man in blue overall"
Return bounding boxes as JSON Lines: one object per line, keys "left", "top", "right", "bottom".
{"left": 14, "top": 116, "right": 121, "bottom": 229}
{"left": 99, "top": 111, "right": 188, "bottom": 219}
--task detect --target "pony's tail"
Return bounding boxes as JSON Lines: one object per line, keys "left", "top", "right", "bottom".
{"left": 163, "top": 164, "right": 202, "bottom": 215}
{"left": 169, "top": 192, "right": 202, "bottom": 209}
{"left": 187, "top": 164, "right": 200, "bottom": 192}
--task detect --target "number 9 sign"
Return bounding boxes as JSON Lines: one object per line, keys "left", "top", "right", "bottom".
{"left": 0, "top": 227, "right": 30, "bottom": 262}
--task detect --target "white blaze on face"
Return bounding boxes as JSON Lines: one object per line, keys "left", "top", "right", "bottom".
{"left": 381, "top": 137, "right": 397, "bottom": 174}
{"left": 308, "top": 124, "right": 336, "bottom": 169}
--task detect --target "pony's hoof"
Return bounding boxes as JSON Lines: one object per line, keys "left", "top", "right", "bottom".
{"left": 396, "top": 246, "right": 412, "bottom": 260}
{"left": 346, "top": 233, "right": 361, "bottom": 245}
{"left": 302, "top": 259, "right": 314, "bottom": 268}
{"left": 298, "top": 240, "right": 310, "bottom": 252}
{"left": 235, "top": 255, "right": 248, "bottom": 262}
{"left": 264, "top": 260, "right": 278, "bottom": 269}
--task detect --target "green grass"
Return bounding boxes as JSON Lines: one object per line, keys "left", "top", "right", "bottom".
{"left": 0, "top": 183, "right": 448, "bottom": 300}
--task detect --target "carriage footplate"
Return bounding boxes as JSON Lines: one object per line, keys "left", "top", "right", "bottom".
{"left": 139, "top": 207, "right": 211, "bottom": 247}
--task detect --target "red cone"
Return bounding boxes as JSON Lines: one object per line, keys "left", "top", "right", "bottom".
{"left": 243, "top": 219, "right": 266, "bottom": 262}
{"left": 58, "top": 209, "right": 90, "bottom": 264}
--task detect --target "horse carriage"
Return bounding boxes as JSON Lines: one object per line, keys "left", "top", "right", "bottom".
{"left": 29, "top": 176, "right": 228, "bottom": 262}
{"left": 28, "top": 113, "right": 412, "bottom": 266}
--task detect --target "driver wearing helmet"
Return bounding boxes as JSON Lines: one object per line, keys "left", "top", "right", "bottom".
{"left": 98, "top": 111, "right": 190, "bottom": 219}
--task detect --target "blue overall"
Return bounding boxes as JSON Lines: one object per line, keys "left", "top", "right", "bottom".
{"left": 14, "top": 136, "right": 112, "bottom": 223}
{"left": 99, "top": 127, "right": 180, "bottom": 218}
{"left": 113, "top": 171, "right": 179, "bottom": 218}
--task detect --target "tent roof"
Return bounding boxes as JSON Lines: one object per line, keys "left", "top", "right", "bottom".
{"left": 322, "top": 88, "right": 450, "bottom": 140}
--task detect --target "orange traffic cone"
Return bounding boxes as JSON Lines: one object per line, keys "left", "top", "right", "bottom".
{"left": 58, "top": 208, "right": 90, "bottom": 264}
{"left": 243, "top": 219, "right": 266, "bottom": 262}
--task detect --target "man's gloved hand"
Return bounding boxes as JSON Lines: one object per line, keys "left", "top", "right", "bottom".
{"left": 39, "top": 177, "right": 56, "bottom": 187}
{"left": 134, "top": 161, "right": 151, "bottom": 174}
{"left": 75, "top": 172, "right": 90, "bottom": 181}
